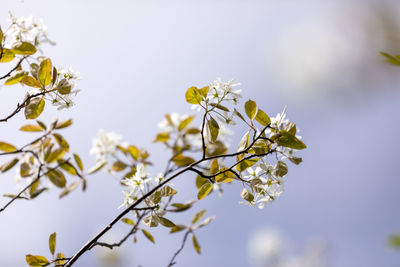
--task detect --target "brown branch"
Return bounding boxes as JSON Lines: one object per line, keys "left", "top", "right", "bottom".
{"left": 0, "top": 56, "right": 27, "bottom": 80}
{"left": 167, "top": 230, "right": 192, "bottom": 267}
{"left": 63, "top": 124, "right": 272, "bottom": 266}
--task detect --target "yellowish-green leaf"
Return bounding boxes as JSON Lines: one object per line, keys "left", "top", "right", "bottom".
{"left": 45, "top": 148, "right": 65, "bottom": 164}
{"left": 0, "top": 48, "right": 15, "bottom": 63}
{"left": 170, "top": 201, "right": 194, "bottom": 212}
{"left": 236, "top": 158, "right": 259, "bottom": 172}
{"left": 154, "top": 132, "right": 170, "bottom": 143}
{"left": 141, "top": 229, "right": 155, "bottom": 243}
{"left": 0, "top": 141, "right": 17, "bottom": 152}
{"left": 25, "top": 97, "right": 45, "bottom": 120}
{"left": 197, "top": 183, "right": 213, "bottom": 200}
{"left": 215, "top": 168, "right": 235, "bottom": 183}
{"left": 55, "top": 253, "right": 66, "bottom": 265}
{"left": 11, "top": 41, "right": 37, "bottom": 55}
{"left": 122, "top": 218, "right": 135, "bottom": 225}
{"left": 4, "top": 70, "right": 28, "bottom": 85}
{"left": 210, "top": 159, "right": 219, "bottom": 175}
{"left": 25, "top": 254, "right": 49, "bottom": 266}
{"left": 192, "top": 234, "right": 201, "bottom": 254}
{"left": 198, "top": 86, "right": 209, "bottom": 98}
{"left": 87, "top": 161, "right": 106, "bottom": 174}
{"left": 178, "top": 115, "right": 194, "bottom": 131}
{"left": 58, "top": 160, "right": 78, "bottom": 176}
{"left": 1, "top": 158, "right": 19, "bottom": 173}
{"left": 209, "top": 103, "right": 229, "bottom": 112}
{"left": 186, "top": 128, "right": 201, "bottom": 134}
{"left": 47, "top": 169, "right": 66, "bottom": 188}
{"left": 21, "top": 76, "right": 42, "bottom": 88}
{"left": 274, "top": 161, "right": 288, "bottom": 177}
{"left": 158, "top": 216, "right": 176, "bottom": 228}
{"left": 112, "top": 160, "right": 128, "bottom": 172}
{"left": 49, "top": 232, "right": 56, "bottom": 255}
{"left": 172, "top": 154, "right": 195, "bottom": 167}
{"left": 143, "top": 215, "right": 159, "bottom": 227}
{"left": 127, "top": 145, "right": 139, "bottom": 160}
{"left": 38, "top": 58, "right": 52, "bottom": 87}
{"left": 277, "top": 131, "right": 306, "bottom": 150}
{"left": 185, "top": 86, "right": 202, "bottom": 104}
{"left": 20, "top": 124, "right": 44, "bottom": 132}
{"left": 207, "top": 116, "right": 219, "bottom": 143}
{"left": 237, "top": 130, "right": 250, "bottom": 152}
{"left": 192, "top": 209, "right": 206, "bottom": 224}
{"left": 59, "top": 180, "right": 80, "bottom": 199}
{"left": 55, "top": 119, "right": 73, "bottom": 129}
{"left": 20, "top": 162, "right": 31, "bottom": 177}
{"left": 73, "top": 153, "right": 84, "bottom": 171}
{"left": 255, "top": 109, "right": 271, "bottom": 126}
{"left": 170, "top": 224, "right": 186, "bottom": 233}
{"left": 160, "top": 185, "right": 177, "bottom": 196}
{"left": 53, "top": 133, "right": 69, "bottom": 152}
{"left": 245, "top": 99, "right": 258, "bottom": 120}
{"left": 195, "top": 216, "right": 216, "bottom": 229}
{"left": 56, "top": 78, "right": 72, "bottom": 95}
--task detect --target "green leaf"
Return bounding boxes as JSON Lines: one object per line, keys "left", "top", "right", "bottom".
{"left": 380, "top": 52, "right": 400, "bottom": 66}
{"left": 127, "top": 145, "right": 139, "bottom": 160}
{"left": 154, "top": 132, "right": 170, "bottom": 143}
{"left": 25, "top": 97, "right": 45, "bottom": 120}
{"left": 210, "top": 159, "right": 219, "bottom": 175}
{"left": 185, "top": 86, "right": 203, "bottom": 104}
{"left": 49, "top": 232, "right": 56, "bottom": 255}
{"left": 170, "top": 201, "right": 194, "bottom": 212}
{"left": 192, "top": 209, "right": 206, "bottom": 224}
{"left": 236, "top": 158, "right": 259, "bottom": 172}
{"left": 141, "top": 229, "right": 155, "bottom": 243}
{"left": 192, "top": 234, "right": 201, "bottom": 254}
{"left": 21, "top": 76, "right": 43, "bottom": 88}
{"left": 255, "top": 109, "right": 271, "bottom": 126}
{"left": 277, "top": 131, "right": 306, "bottom": 150}
{"left": 234, "top": 108, "right": 247, "bottom": 123}
{"left": 20, "top": 124, "right": 44, "bottom": 132}
{"left": 53, "top": 133, "right": 70, "bottom": 152}
{"left": 274, "top": 161, "right": 288, "bottom": 177}
{"left": 207, "top": 116, "right": 219, "bottom": 143}
{"left": 215, "top": 168, "right": 235, "bottom": 183}
{"left": 38, "top": 58, "right": 52, "bottom": 87}
{"left": 122, "top": 218, "right": 135, "bottom": 225}
{"left": 47, "top": 169, "right": 66, "bottom": 188}
{"left": 4, "top": 70, "right": 28, "bottom": 85}
{"left": 0, "top": 48, "right": 15, "bottom": 63}
{"left": 112, "top": 160, "right": 128, "bottom": 172}
{"left": 197, "top": 183, "right": 213, "bottom": 200}
{"left": 87, "top": 161, "right": 106, "bottom": 174}
{"left": 1, "top": 158, "right": 19, "bottom": 173}
{"left": 158, "top": 216, "right": 176, "bottom": 228}
{"left": 55, "top": 119, "right": 73, "bottom": 129}
{"left": 172, "top": 154, "right": 195, "bottom": 167}
{"left": 58, "top": 160, "right": 78, "bottom": 176}
{"left": 178, "top": 115, "right": 195, "bottom": 131}
{"left": 245, "top": 99, "right": 258, "bottom": 120}
{"left": 36, "top": 120, "right": 47, "bottom": 130}
{"left": 198, "top": 86, "right": 209, "bottom": 98}
{"left": 25, "top": 254, "right": 49, "bottom": 266}
{"left": 289, "top": 156, "right": 303, "bottom": 165}
{"left": 0, "top": 141, "right": 17, "bottom": 152}
{"left": 196, "top": 174, "right": 208, "bottom": 189}
{"left": 209, "top": 103, "right": 230, "bottom": 112}
{"left": 240, "top": 188, "right": 254, "bottom": 203}
{"left": 11, "top": 41, "right": 37, "bottom": 55}
{"left": 73, "top": 153, "right": 84, "bottom": 171}
{"left": 170, "top": 224, "right": 186, "bottom": 233}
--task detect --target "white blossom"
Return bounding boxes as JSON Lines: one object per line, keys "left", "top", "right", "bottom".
{"left": 90, "top": 129, "right": 122, "bottom": 163}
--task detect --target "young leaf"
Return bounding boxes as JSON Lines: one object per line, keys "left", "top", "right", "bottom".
{"left": 25, "top": 255, "right": 49, "bottom": 266}
{"left": 141, "top": 229, "right": 155, "bottom": 243}
{"left": 49, "top": 232, "right": 56, "bottom": 255}
{"left": 73, "top": 153, "right": 84, "bottom": 171}
{"left": 191, "top": 209, "right": 206, "bottom": 224}
{"left": 87, "top": 161, "right": 106, "bottom": 174}
{"left": 215, "top": 168, "right": 235, "bottom": 183}
{"left": 210, "top": 159, "right": 219, "bottom": 175}
{"left": 20, "top": 124, "right": 44, "bottom": 132}
{"left": 255, "top": 109, "right": 271, "bottom": 126}
{"left": 172, "top": 154, "right": 195, "bottom": 167}
{"left": 25, "top": 98, "right": 45, "bottom": 120}
{"left": 122, "top": 218, "right": 135, "bottom": 225}
{"left": 112, "top": 160, "right": 128, "bottom": 172}
{"left": 178, "top": 115, "right": 195, "bottom": 131}
{"left": 53, "top": 133, "right": 70, "bottom": 152}
{"left": 237, "top": 130, "right": 250, "bottom": 152}
{"left": 185, "top": 86, "right": 202, "bottom": 104}
{"left": 236, "top": 158, "right": 259, "bottom": 172}
{"left": 1, "top": 158, "right": 19, "bottom": 173}
{"left": 197, "top": 183, "right": 213, "bottom": 200}
{"left": 158, "top": 216, "right": 176, "bottom": 228}
{"left": 0, "top": 141, "right": 17, "bottom": 152}
{"left": 127, "top": 145, "right": 139, "bottom": 160}
{"left": 38, "top": 58, "right": 52, "bottom": 87}
{"left": 21, "top": 76, "right": 42, "bottom": 88}
{"left": 192, "top": 234, "right": 201, "bottom": 254}
{"left": 4, "top": 70, "right": 28, "bottom": 85}
{"left": 143, "top": 215, "right": 159, "bottom": 227}
{"left": 55, "top": 253, "right": 66, "bottom": 265}
{"left": 58, "top": 161, "right": 78, "bottom": 176}
{"left": 0, "top": 48, "right": 15, "bottom": 63}
{"left": 240, "top": 188, "right": 254, "bottom": 203}
{"left": 154, "top": 132, "right": 170, "bottom": 143}
{"left": 277, "top": 131, "right": 306, "bottom": 150}
{"left": 207, "top": 116, "right": 219, "bottom": 143}
{"left": 195, "top": 216, "right": 216, "bottom": 229}
{"left": 274, "top": 161, "right": 288, "bottom": 177}
{"left": 55, "top": 119, "right": 73, "bottom": 129}
{"left": 47, "top": 169, "right": 66, "bottom": 188}
{"left": 170, "top": 224, "right": 186, "bottom": 233}
{"left": 244, "top": 99, "right": 258, "bottom": 120}
{"left": 11, "top": 41, "right": 37, "bottom": 55}
{"left": 160, "top": 185, "right": 177, "bottom": 196}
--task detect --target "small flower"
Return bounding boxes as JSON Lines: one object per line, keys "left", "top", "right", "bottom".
{"left": 90, "top": 129, "right": 122, "bottom": 163}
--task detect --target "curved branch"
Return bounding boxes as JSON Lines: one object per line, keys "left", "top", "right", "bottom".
{"left": 167, "top": 230, "right": 192, "bottom": 267}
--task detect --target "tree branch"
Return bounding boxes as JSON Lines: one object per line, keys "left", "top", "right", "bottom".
{"left": 167, "top": 230, "right": 192, "bottom": 267}
{"left": 0, "top": 56, "right": 27, "bottom": 80}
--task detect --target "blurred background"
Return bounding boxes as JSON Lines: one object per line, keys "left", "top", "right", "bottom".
{"left": 1, "top": 0, "right": 400, "bottom": 266}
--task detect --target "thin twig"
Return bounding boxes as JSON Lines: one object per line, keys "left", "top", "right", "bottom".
{"left": 0, "top": 56, "right": 27, "bottom": 80}
{"left": 167, "top": 230, "right": 192, "bottom": 267}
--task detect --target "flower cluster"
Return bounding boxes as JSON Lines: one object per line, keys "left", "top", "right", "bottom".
{"left": 90, "top": 129, "right": 122, "bottom": 164}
